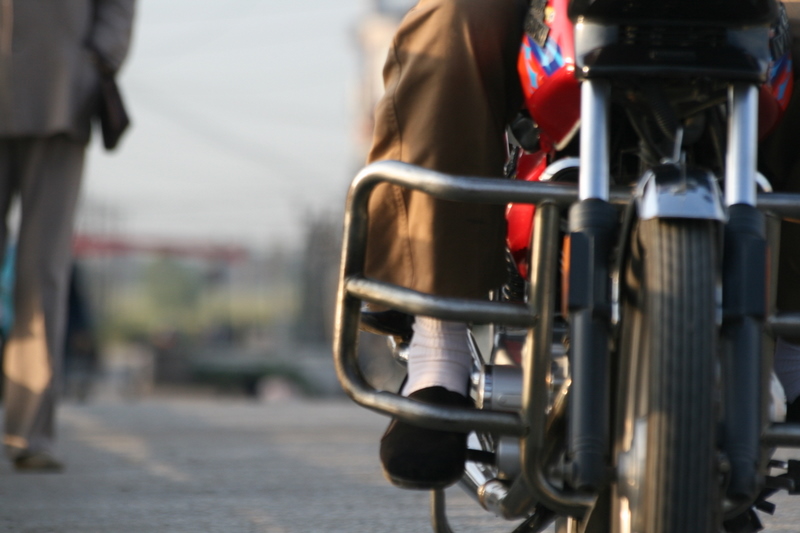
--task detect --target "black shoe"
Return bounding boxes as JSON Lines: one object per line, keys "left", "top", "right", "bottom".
{"left": 787, "top": 396, "right": 800, "bottom": 423}
{"left": 379, "top": 386, "right": 471, "bottom": 490}
{"left": 13, "top": 451, "right": 64, "bottom": 473}
{"left": 360, "top": 309, "right": 414, "bottom": 343}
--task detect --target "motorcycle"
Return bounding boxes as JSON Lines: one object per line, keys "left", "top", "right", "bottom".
{"left": 333, "top": 0, "right": 800, "bottom": 531}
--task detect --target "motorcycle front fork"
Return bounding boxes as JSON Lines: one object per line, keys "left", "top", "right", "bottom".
{"left": 569, "top": 79, "right": 765, "bottom": 500}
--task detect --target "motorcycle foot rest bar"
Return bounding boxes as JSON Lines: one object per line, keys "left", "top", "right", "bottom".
{"left": 767, "top": 313, "right": 800, "bottom": 338}
{"left": 762, "top": 423, "right": 800, "bottom": 447}
{"left": 335, "top": 276, "right": 530, "bottom": 435}
{"left": 345, "top": 277, "right": 536, "bottom": 328}
{"left": 756, "top": 192, "right": 800, "bottom": 219}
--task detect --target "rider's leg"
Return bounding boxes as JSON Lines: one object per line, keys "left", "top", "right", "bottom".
{"left": 364, "top": 0, "right": 527, "bottom": 489}
{"left": 402, "top": 317, "right": 472, "bottom": 397}
{"left": 774, "top": 217, "right": 800, "bottom": 423}
{"left": 364, "top": 0, "right": 526, "bottom": 299}
{"left": 775, "top": 338, "right": 800, "bottom": 421}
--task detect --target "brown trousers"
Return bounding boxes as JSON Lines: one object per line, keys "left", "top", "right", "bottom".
{"left": 365, "top": 0, "right": 527, "bottom": 299}
{"left": 366, "top": 0, "right": 800, "bottom": 310}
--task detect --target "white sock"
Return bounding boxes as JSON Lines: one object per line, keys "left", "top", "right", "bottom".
{"left": 775, "top": 337, "right": 800, "bottom": 403}
{"left": 402, "top": 317, "right": 472, "bottom": 397}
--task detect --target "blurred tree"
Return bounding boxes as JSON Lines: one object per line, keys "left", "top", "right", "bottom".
{"left": 144, "top": 257, "right": 203, "bottom": 321}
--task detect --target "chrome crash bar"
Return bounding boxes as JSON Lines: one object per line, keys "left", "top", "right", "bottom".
{"left": 332, "top": 160, "right": 800, "bottom": 518}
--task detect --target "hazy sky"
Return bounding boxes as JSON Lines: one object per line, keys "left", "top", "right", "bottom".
{"left": 82, "top": 0, "right": 365, "bottom": 251}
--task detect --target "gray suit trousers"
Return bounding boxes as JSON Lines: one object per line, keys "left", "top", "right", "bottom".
{"left": 0, "top": 135, "right": 84, "bottom": 458}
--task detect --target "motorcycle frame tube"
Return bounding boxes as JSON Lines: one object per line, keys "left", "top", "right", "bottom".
{"left": 333, "top": 161, "right": 651, "bottom": 436}
{"left": 768, "top": 313, "right": 800, "bottom": 338}
{"left": 579, "top": 80, "right": 611, "bottom": 201}
{"left": 345, "top": 278, "right": 534, "bottom": 328}
{"left": 335, "top": 163, "right": 533, "bottom": 436}
{"left": 725, "top": 84, "right": 759, "bottom": 207}
{"left": 763, "top": 423, "right": 800, "bottom": 447}
{"left": 521, "top": 202, "right": 596, "bottom": 517}
{"left": 755, "top": 193, "right": 800, "bottom": 218}
{"left": 335, "top": 160, "right": 603, "bottom": 436}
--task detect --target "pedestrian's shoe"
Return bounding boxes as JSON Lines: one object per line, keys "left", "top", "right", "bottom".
{"left": 379, "top": 386, "right": 471, "bottom": 490}
{"left": 13, "top": 451, "right": 64, "bottom": 472}
{"left": 787, "top": 396, "right": 800, "bottom": 423}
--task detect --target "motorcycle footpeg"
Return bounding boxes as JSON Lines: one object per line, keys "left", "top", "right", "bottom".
{"left": 723, "top": 509, "right": 764, "bottom": 533}
{"left": 753, "top": 497, "right": 777, "bottom": 515}
{"left": 786, "top": 459, "right": 800, "bottom": 495}
{"left": 763, "top": 459, "right": 800, "bottom": 495}
{"left": 746, "top": 460, "right": 800, "bottom": 526}
{"left": 763, "top": 474, "right": 794, "bottom": 494}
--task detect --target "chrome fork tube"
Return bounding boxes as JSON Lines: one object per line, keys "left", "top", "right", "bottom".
{"left": 722, "top": 82, "right": 765, "bottom": 503}
{"left": 725, "top": 84, "right": 759, "bottom": 207}
{"left": 579, "top": 80, "right": 611, "bottom": 201}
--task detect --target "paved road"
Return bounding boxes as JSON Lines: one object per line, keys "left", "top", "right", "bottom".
{"left": 0, "top": 397, "right": 796, "bottom": 532}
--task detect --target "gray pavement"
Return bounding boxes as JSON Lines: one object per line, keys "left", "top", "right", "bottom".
{"left": 0, "top": 397, "right": 516, "bottom": 532}
{"left": 0, "top": 397, "right": 797, "bottom": 532}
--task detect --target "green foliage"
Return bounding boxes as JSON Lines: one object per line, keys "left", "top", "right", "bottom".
{"left": 144, "top": 257, "right": 203, "bottom": 316}
{"left": 90, "top": 252, "right": 301, "bottom": 346}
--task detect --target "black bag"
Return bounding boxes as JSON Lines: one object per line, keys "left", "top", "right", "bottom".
{"left": 96, "top": 71, "right": 130, "bottom": 150}
{"left": 90, "top": 0, "right": 131, "bottom": 150}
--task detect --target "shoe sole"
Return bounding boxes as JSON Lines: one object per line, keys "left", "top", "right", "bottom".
{"left": 381, "top": 464, "right": 461, "bottom": 490}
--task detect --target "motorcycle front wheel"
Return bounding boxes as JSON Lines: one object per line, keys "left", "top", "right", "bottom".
{"left": 613, "top": 218, "right": 721, "bottom": 533}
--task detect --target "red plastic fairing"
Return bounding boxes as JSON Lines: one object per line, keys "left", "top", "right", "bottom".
{"left": 506, "top": 151, "right": 548, "bottom": 278}
{"left": 517, "top": 0, "right": 581, "bottom": 151}
{"left": 760, "top": 51, "right": 794, "bottom": 138}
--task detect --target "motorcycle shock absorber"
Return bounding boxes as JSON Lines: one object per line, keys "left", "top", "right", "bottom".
{"left": 565, "top": 79, "right": 618, "bottom": 492}
{"left": 565, "top": 198, "right": 618, "bottom": 491}
{"left": 722, "top": 203, "right": 766, "bottom": 501}
{"left": 722, "top": 84, "right": 765, "bottom": 502}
